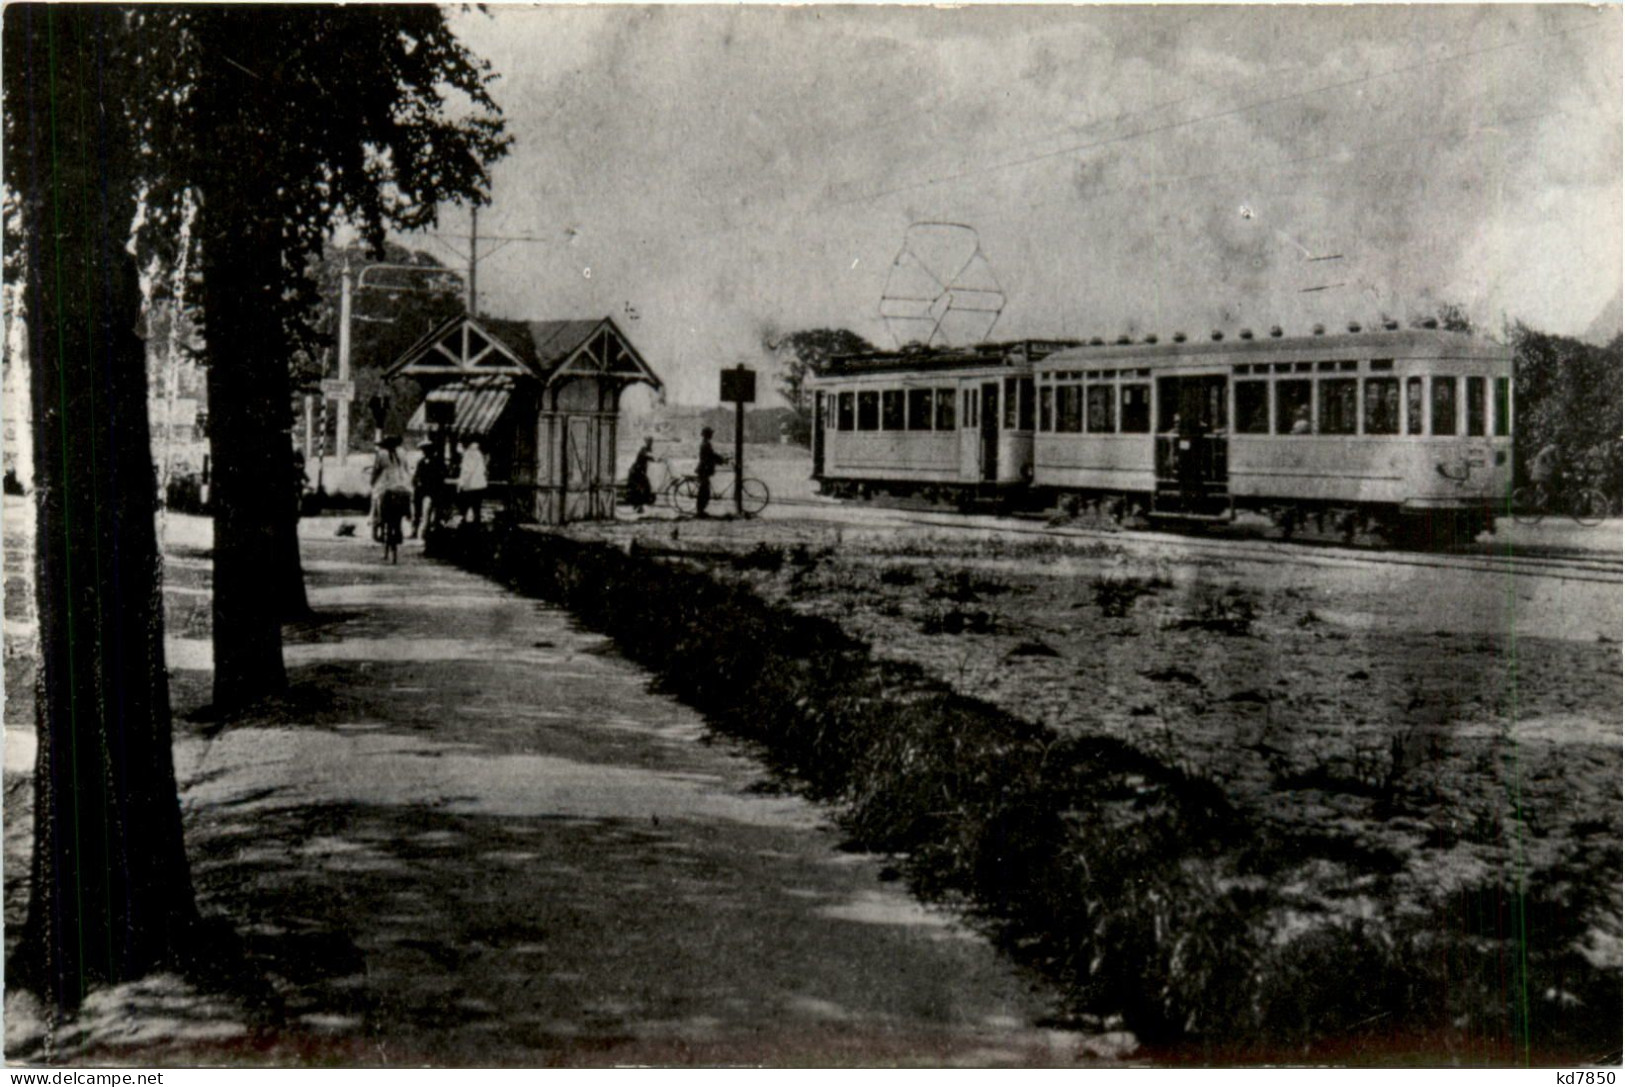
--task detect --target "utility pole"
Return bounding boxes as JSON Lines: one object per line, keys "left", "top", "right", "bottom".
{"left": 423, "top": 205, "right": 549, "bottom": 320}
{"left": 468, "top": 206, "right": 479, "bottom": 316}
{"left": 336, "top": 261, "right": 353, "bottom": 461}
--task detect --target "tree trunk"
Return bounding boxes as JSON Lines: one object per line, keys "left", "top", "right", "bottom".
{"left": 276, "top": 502, "right": 311, "bottom": 621}
{"left": 6, "top": 4, "right": 201, "bottom": 1012}
{"left": 199, "top": 208, "right": 291, "bottom": 707}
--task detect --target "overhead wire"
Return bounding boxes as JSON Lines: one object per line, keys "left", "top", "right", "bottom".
{"left": 637, "top": 11, "right": 1610, "bottom": 258}
{"left": 830, "top": 15, "right": 1606, "bottom": 208}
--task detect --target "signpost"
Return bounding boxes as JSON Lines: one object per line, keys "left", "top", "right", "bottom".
{"left": 719, "top": 364, "right": 756, "bottom": 516}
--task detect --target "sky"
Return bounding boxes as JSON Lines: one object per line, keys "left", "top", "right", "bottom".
{"left": 401, "top": 4, "right": 1624, "bottom": 406}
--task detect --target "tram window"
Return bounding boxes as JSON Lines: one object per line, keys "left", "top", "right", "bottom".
{"left": 1039, "top": 386, "right": 1054, "bottom": 432}
{"left": 1057, "top": 386, "right": 1084, "bottom": 432}
{"left": 1316, "top": 360, "right": 1338, "bottom": 372}
{"left": 963, "top": 390, "right": 973, "bottom": 427}
{"left": 1276, "top": 380, "right": 1312, "bottom": 434}
{"left": 1235, "top": 381, "right": 1270, "bottom": 434}
{"left": 1273, "top": 363, "right": 1293, "bottom": 373}
{"left": 837, "top": 392, "right": 855, "bottom": 432}
{"left": 1432, "top": 376, "right": 1458, "bottom": 436}
{"left": 1406, "top": 377, "right": 1423, "bottom": 434}
{"left": 882, "top": 389, "right": 905, "bottom": 431}
{"left": 1086, "top": 385, "right": 1116, "bottom": 432}
{"left": 1294, "top": 362, "right": 1313, "bottom": 373}
{"left": 1364, "top": 377, "right": 1400, "bottom": 435}
{"left": 1120, "top": 384, "right": 1151, "bottom": 432}
{"left": 1493, "top": 377, "right": 1510, "bottom": 436}
{"left": 1466, "top": 376, "right": 1486, "bottom": 436}
{"left": 1370, "top": 359, "right": 1394, "bottom": 372}
{"left": 1319, "top": 378, "right": 1358, "bottom": 435}
{"left": 1004, "top": 378, "right": 1019, "bottom": 429}
{"left": 906, "top": 388, "right": 933, "bottom": 431}
{"left": 935, "top": 388, "right": 957, "bottom": 431}
{"left": 857, "top": 390, "right": 880, "bottom": 431}
{"left": 1019, "top": 378, "right": 1035, "bottom": 431}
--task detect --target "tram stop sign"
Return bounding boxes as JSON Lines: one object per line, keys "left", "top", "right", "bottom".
{"left": 720, "top": 365, "right": 756, "bottom": 404}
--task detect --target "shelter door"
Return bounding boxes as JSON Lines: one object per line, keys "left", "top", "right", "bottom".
{"left": 979, "top": 382, "right": 1000, "bottom": 483}
{"left": 562, "top": 415, "right": 596, "bottom": 522}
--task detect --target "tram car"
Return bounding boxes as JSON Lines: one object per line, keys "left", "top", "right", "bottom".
{"left": 809, "top": 323, "right": 1513, "bottom": 542}
{"left": 810, "top": 340, "right": 1081, "bottom": 502}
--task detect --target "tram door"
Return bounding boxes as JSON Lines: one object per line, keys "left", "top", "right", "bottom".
{"left": 812, "top": 392, "right": 825, "bottom": 478}
{"left": 1154, "top": 374, "right": 1230, "bottom": 515}
{"left": 979, "top": 382, "right": 1000, "bottom": 482}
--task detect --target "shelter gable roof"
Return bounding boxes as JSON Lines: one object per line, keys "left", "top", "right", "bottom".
{"left": 386, "top": 314, "right": 660, "bottom": 389}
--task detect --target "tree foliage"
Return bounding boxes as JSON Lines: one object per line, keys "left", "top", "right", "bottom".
{"left": 300, "top": 243, "right": 467, "bottom": 446}
{"left": 124, "top": 7, "right": 510, "bottom": 707}
{"left": 764, "top": 328, "right": 874, "bottom": 445}
{"left": 1, "top": 3, "right": 511, "bottom": 1012}
{"left": 1511, "top": 323, "right": 1623, "bottom": 508}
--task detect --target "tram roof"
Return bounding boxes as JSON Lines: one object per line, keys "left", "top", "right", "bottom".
{"left": 815, "top": 328, "right": 1507, "bottom": 379}
{"left": 1041, "top": 327, "right": 1510, "bottom": 368}
{"left": 818, "top": 338, "right": 1081, "bottom": 376}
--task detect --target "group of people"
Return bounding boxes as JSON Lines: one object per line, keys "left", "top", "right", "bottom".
{"left": 371, "top": 435, "right": 488, "bottom": 553}
{"left": 625, "top": 427, "right": 728, "bottom": 517}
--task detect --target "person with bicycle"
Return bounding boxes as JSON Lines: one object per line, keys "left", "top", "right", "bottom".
{"left": 1529, "top": 442, "right": 1562, "bottom": 499}
{"left": 695, "top": 426, "right": 729, "bottom": 518}
{"left": 1513, "top": 442, "right": 1608, "bottom": 526}
{"left": 371, "top": 436, "right": 413, "bottom": 562}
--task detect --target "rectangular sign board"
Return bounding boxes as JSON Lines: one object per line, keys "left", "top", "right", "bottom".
{"left": 320, "top": 379, "right": 356, "bottom": 402}
{"left": 720, "top": 367, "right": 756, "bottom": 404}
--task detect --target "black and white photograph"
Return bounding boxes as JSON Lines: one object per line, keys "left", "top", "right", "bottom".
{"left": 1, "top": 2, "right": 1620, "bottom": 1069}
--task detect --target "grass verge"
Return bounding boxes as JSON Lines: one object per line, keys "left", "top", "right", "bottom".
{"left": 437, "top": 525, "right": 1620, "bottom": 1064}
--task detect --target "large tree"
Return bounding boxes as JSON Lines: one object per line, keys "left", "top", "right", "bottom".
{"left": 3, "top": 5, "right": 201, "bottom": 1012}
{"left": 133, "top": 7, "right": 508, "bottom": 708}
{"left": 3, "top": 4, "right": 508, "bottom": 1011}
{"left": 764, "top": 328, "right": 874, "bottom": 445}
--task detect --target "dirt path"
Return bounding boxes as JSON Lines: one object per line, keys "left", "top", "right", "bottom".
{"left": 7, "top": 523, "right": 1109, "bottom": 1066}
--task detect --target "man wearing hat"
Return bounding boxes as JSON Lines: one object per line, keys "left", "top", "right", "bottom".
{"left": 695, "top": 426, "right": 728, "bottom": 518}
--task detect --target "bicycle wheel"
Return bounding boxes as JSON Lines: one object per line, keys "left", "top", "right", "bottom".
{"left": 1509, "top": 486, "right": 1545, "bottom": 526}
{"left": 739, "top": 477, "right": 770, "bottom": 515}
{"left": 1571, "top": 488, "right": 1609, "bottom": 527}
{"left": 670, "top": 477, "right": 700, "bottom": 516}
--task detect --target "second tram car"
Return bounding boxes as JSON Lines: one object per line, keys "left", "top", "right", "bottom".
{"left": 810, "top": 324, "right": 1513, "bottom": 542}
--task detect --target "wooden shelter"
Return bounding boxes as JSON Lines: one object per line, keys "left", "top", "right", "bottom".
{"left": 387, "top": 314, "right": 661, "bottom": 524}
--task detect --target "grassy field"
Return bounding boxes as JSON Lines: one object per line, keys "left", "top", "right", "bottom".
{"left": 507, "top": 518, "right": 1621, "bottom": 1063}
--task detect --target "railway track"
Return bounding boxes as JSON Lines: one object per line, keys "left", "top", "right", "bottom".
{"left": 768, "top": 495, "right": 1623, "bottom": 587}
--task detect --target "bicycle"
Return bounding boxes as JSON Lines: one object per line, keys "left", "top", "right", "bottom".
{"left": 1508, "top": 479, "right": 1609, "bottom": 527}
{"left": 667, "top": 470, "right": 770, "bottom": 517}
{"left": 377, "top": 489, "right": 411, "bottom": 562}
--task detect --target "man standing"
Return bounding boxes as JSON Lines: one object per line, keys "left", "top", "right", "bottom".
{"left": 411, "top": 441, "right": 445, "bottom": 537}
{"left": 695, "top": 426, "right": 728, "bottom": 518}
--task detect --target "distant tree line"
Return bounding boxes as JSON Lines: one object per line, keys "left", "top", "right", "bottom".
{"left": 767, "top": 328, "right": 875, "bottom": 445}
